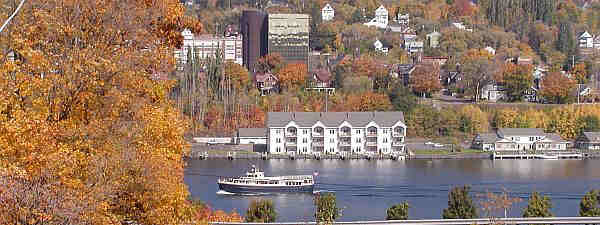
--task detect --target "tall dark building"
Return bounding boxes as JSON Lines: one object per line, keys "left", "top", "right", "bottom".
{"left": 240, "top": 10, "right": 268, "bottom": 73}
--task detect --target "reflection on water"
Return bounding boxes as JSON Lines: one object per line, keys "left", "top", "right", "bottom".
{"left": 185, "top": 159, "right": 600, "bottom": 222}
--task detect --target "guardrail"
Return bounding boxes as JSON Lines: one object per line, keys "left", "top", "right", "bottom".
{"left": 211, "top": 217, "right": 600, "bottom": 225}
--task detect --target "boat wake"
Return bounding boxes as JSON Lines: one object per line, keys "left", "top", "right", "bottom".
{"left": 313, "top": 190, "right": 335, "bottom": 195}
{"left": 216, "top": 190, "right": 270, "bottom": 196}
{"left": 216, "top": 190, "right": 236, "bottom": 195}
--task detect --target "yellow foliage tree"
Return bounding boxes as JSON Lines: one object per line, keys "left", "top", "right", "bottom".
{"left": 459, "top": 105, "right": 489, "bottom": 134}
{"left": 495, "top": 108, "right": 519, "bottom": 128}
{"left": 0, "top": 0, "right": 204, "bottom": 224}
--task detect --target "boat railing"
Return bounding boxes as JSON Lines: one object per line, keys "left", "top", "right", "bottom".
{"left": 279, "top": 175, "right": 313, "bottom": 180}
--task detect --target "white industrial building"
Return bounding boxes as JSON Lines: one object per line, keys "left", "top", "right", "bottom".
{"left": 267, "top": 112, "right": 407, "bottom": 155}
{"left": 175, "top": 29, "right": 243, "bottom": 69}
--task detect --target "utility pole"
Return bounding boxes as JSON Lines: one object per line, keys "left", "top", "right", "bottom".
{"left": 0, "top": 0, "right": 25, "bottom": 33}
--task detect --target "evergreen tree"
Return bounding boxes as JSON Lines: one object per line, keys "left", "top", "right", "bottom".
{"left": 579, "top": 190, "right": 600, "bottom": 217}
{"left": 387, "top": 202, "right": 410, "bottom": 220}
{"left": 246, "top": 199, "right": 277, "bottom": 222}
{"left": 442, "top": 185, "right": 478, "bottom": 219}
{"left": 522, "top": 192, "right": 553, "bottom": 218}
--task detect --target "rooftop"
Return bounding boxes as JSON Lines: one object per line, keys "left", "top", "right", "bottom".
{"left": 267, "top": 112, "right": 405, "bottom": 127}
{"left": 498, "top": 128, "right": 545, "bottom": 137}
{"left": 238, "top": 128, "right": 267, "bottom": 137}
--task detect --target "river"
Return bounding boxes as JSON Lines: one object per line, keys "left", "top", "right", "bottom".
{"left": 184, "top": 159, "right": 600, "bottom": 222}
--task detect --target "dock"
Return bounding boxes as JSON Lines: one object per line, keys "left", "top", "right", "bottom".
{"left": 492, "top": 151, "right": 583, "bottom": 159}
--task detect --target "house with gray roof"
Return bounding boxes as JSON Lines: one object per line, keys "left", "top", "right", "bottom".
{"left": 473, "top": 128, "right": 568, "bottom": 151}
{"left": 237, "top": 128, "right": 267, "bottom": 144}
{"left": 575, "top": 132, "right": 600, "bottom": 150}
{"left": 267, "top": 111, "right": 406, "bottom": 155}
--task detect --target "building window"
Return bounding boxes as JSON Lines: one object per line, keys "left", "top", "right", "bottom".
{"left": 303, "top": 129, "right": 308, "bottom": 134}
{"left": 383, "top": 129, "right": 387, "bottom": 134}
{"left": 330, "top": 138, "right": 334, "bottom": 143}
{"left": 276, "top": 138, "right": 281, "bottom": 143}
{"left": 276, "top": 129, "right": 281, "bottom": 134}
{"left": 383, "top": 138, "right": 388, "bottom": 143}
{"left": 276, "top": 147, "right": 281, "bottom": 152}
{"left": 356, "top": 130, "right": 361, "bottom": 134}
{"left": 303, "top": 138, "right": 307, "bottom": 143}
{"left": 356, "top": 138, "right": 361, "bottom": 142}
{"left": 529, "top": 137, "right": 534, "bottom": 142}
{"left": 329, "top": 130, "right": 335, "bottom": 134}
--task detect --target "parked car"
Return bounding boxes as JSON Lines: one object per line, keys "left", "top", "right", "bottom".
{"left": 433, "top": 143, "right": 444, "bottom": 148}
{"left": 425, "top": 141, "right": 435, "bottom": 145}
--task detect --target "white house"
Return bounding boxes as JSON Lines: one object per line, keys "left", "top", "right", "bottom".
{"left": 364, "top": 5, "right": 388, "bottom": 29}
{"left": 237, "top": 128, "right": 267, "bottom": 144}
{"left": 484, "top": 46, "right": 496, "bottom": 55}
{"left": 426, "top": 31, "right": 441, "bottom": 48}
{"left": 373, "top": 39, "right": 388, "bottom": 54}
{"left": 397, "top": 13, "right": 409, "bottom": 25}
{"left": 473, "top": 128, "right": 568, "bottom": 151}
{"left": 321, "top": 3, "right": 334, "bottom": 21}
{"left": 579, "top": 31, "right": 594, "bottom": 48}
{"left": 576, "top": 132, "right": 600, "bottom": 150}
{"left": 404, "top": 40, "right": 423, "bottom": 53}
{"left": 452, "top": 22, "right": 473, "bottom": 32}
{"left": 267, "top": 112, "right": 407, "bottom": 155}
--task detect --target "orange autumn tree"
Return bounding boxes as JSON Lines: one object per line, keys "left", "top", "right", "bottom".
{"left": 0, "top": 0, "right": 202, "bottom": 224}
{"left": 410, "top": 64, "right": 442, "bottom": 97}
{"left": 278, "top": 63, "right": 308, "bottom": 91}
{"left": 570, "top": 63, "right": 588, "bottom": 84}
{"left": 540, "top": 71, "right": 576, "bottom": 104}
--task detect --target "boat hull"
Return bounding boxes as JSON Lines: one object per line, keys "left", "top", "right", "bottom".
{"left": 218, "top": 183, "right": 314, "bottom": 194}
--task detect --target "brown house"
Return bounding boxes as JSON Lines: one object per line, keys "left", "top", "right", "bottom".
{"left": 254, "top": 72, "right": 278, "bottom": 96}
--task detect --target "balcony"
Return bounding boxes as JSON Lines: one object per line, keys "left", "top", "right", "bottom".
{"left": 367, "top": 141, "right": 377, "bottom": 146}
{"left": 366, "top": 132, "right": 377, "bottom": 137}
{"left": 285, "top": 142, "right": 297, "bottom": 147}
{"left": 339, "top": 132, "right": 351, "bottom": 137}
{"left": 339, "top": 142, "right": 351, "bottom": 146}
{"left": 393, "top": 142, "right": 404, "bottom": 146}
{"left": 312, "top": 142, "right": 324, "bottom": 147}
{"left": 393, "top": 132, "right": 405, "bottom": 137}
{"left": 285, "top": 132, "right": 297, "bottom": 137}
{"left": 313, "top": 132, "right": 324, "bottom": 137}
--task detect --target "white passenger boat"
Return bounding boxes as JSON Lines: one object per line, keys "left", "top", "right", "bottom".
{"left": 217, "top": 165, "right": 314, "bottom": 193}
{"left": 538, "top": 154, "right": 559, "bottom": 160}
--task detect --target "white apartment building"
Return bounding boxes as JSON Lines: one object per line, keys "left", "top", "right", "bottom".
{"left": 322, "top": 3, "right": 334, "bottom": 21}
{"left": 267, "top": 112, "right": 407, "bottom": 155}
{"left": 175, "top": 29, "right": 243, "bottom": 69}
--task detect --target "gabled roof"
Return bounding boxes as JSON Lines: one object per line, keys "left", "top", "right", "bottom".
{"left": 313, "top": 69, "right": 331, "bottom": 82}
{"left": 498, "top": 128, "right": 545, "bottom": 137}
{"left": 322, "top": 3, "right": 333, "bottom": 10}
{"left": 254, "top": 72, "right": 278, "bottom": 82}
{"left": 582, "top": 132, "right": 600, "bottom": 142}
{"left": 375, "top": 5, "right": 387, "bottom": 13}
{"left": 541, "top": 133, "right": 567, "bottom": 143}
{"left": 267, "top": 112, "right": 405, "bottom": 127}
{"left": 475, "top": 133, "right": 500, "bottom": 143}
{"left": 580, "top": 31, "right": 593, "bottom": 39}
{"left": 238, "top": 128, "right": 267, "bottom": 137}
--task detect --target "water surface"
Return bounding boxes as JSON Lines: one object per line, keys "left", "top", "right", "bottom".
{"left": 184, "top": 159, "right": 600, "bottom": 221}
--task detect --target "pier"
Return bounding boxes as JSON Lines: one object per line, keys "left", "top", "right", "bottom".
{"left": 492, "top": 151, "right": 583, "bottom": 160}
